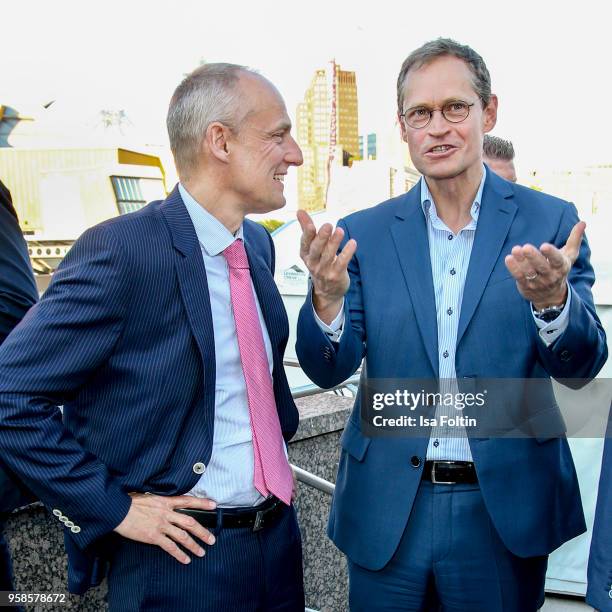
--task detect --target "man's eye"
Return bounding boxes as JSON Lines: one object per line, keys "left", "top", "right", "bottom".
{"left": 408, "top": 108, "right": 429, "bottom": 121}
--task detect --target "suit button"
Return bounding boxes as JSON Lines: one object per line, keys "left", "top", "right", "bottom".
{"left": 52, "top": 509, "right": 62, "bottom": 517}
{"left": 71, "top": 526, "right": 81, "bottom": 534}
{"left": 59, "top": 515, "right": 69, "bottom": 523}
{"left": 193, "top": 462, "right": 206, "bottom": 475}
{"left": 65, "top": 521, "right": 74, "bottom": 528}
{"left": 560, "top": 350, "right": 571, "bottom": 362}
{"left": 410, "top": 456, "right": 421, "bottom": 468}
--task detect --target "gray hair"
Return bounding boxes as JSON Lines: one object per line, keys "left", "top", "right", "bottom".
{"left": 166, "top": 62, "right": 256, "bottom": 177}
{"left": 397, "top": 38, "right": 491, "bottom": 114}
{"left": 483, "top": 134, "right": 515, "bottom": 161}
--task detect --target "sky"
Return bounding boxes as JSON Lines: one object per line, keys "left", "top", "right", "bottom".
{"left": 1, "top": 0, "right": 610, "bottom": 183}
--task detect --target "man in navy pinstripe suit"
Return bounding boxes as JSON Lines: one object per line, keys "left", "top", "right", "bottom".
{"left": 0, "top": 179, "right": 38, "bottom": 598}
{"left": 0, "top": 64, "right": 305, "bottom": 611}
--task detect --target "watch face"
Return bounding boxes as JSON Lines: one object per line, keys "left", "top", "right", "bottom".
{"left": 536, "top": 309, "right": 562, "bottom": 323}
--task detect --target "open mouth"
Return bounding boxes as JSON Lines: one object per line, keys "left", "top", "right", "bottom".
{"left": 426, "top": 144, "right": 456, "bottom": 155}
{"left": 273, "top": 174, "right": 285, "bottom": 183}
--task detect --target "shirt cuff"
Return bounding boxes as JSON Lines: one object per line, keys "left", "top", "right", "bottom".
{"left": 532, "top": 283, "right": 571, "bottom": 346}
{"left": 313, "top": 300, "right": 345, "bottom": 342}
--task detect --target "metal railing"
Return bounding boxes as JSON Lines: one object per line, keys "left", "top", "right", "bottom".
{"left": 288, "top": 374, "right": 350, "bottom": 612}
{"left": 291, "top": 464, "right": 335, "bottom": 496}
{"left": 288, "top": 373, "right": 358, "bottom": 495}
{"left": 291, "top": 374, "right": 360, "bottom": 399}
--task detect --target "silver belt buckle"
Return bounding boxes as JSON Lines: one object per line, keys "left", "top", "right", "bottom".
{"left": 253, "top": 509, "right": 265, "bottom": 532}
{"left": 431, "top": 461, "right": 456, "bottom": 485}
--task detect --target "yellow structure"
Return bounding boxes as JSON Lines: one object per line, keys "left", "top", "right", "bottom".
{"left": 0, "top": 147, "right": 166, "bottom": 278}
{"left": 297, "top": 63, "right": 359, "bottom": 212}
{"left": 0, "top": 147, "right": 166, "bottom": 238}
{"left": 335, "top": 69, "right": 359, "bottom": 162}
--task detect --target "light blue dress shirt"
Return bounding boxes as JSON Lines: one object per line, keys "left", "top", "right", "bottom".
{"left": 317, "top": 167, "right": 570, "bottom": 460}
{"left": 179, "top": 184, "right": 272, "bottom": 506}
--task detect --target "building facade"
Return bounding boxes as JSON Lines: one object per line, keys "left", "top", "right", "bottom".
{"left": 297, "top": 64, "right": 359, "bottom": 212}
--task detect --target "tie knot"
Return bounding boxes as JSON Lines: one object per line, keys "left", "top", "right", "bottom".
{"left": 223, "top": 239, "right": 249, "bottom": 269}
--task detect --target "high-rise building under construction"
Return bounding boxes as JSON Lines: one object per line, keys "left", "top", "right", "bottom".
{"left": 297, "top": 63, "right": 358, "bottom": 212}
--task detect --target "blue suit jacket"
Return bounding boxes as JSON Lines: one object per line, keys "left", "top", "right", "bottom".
{"left": 0, "top": 187, "right": 298, "bottom": 592}
{"left": 0, "top": 180, "right": 38, "bottom": 345}
{"left": 296, "top": 170, "right": 607, "bottom": 570}
{"left": 0, "top": 179, "right": 38, "bottom": 514}
{"left": 587, "top": 409, "right": 612, "bottom": 609}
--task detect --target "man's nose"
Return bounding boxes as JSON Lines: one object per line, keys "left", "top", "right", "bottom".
{"left": 286, "top": 135, "right": 303, "bottom": 166}
{"left": 427, "top": 109, "right": 451, "bottom": 136}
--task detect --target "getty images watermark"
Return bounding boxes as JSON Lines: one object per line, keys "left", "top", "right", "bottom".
{"left": 359, "top": 378, "right": 612, "bottom": 439}
{"left": 371, "top": 388, "right": 486, "bottom": 429}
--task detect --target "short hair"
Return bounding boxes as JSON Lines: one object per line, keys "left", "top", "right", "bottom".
{"left": 166, "top": 62, "right": 257, "bottom": 177}
{"left": 397, "top": 38, "right": 491, "bottom": 114}
{"left": 483, "top": 134, "right": 515, "bottom": 161}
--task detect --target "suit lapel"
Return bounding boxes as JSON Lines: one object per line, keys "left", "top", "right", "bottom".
{"left": 243, "top": 231, "right": 285, "bottom": 356}
{"left": 456, "top": 173, "right": 517, "bottom": 346}
{"left": 390, "top": 185, "right": 439, "bottom": 376}
{"left": 160, "top": 187, "right": 216, "bottom": 381}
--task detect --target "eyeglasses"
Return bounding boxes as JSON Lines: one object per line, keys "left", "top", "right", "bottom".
{"left": 400, "top": 100, "right": 475, "bottom": 129}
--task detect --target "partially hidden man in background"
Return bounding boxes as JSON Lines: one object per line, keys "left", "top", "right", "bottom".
{"left": 296, "top": 39, "right": 607, "bottom": 611}
{"left": 0, "top": 179, "right": 38, "bottom": 596}
{"left": 483, "top": 133, "right": 516, "bottom": 182}
{"left": 0, "top": 64, "right": 305, "bottom": 611}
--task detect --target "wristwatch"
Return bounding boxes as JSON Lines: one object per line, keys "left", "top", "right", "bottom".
{"left": 533, "top": 303, "right": 565, "bottom": 323}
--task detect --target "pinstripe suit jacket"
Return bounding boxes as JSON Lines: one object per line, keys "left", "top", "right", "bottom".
{"left": 1, "top": 179, "right": 38, "bottom": 513}
{"left": 0, "top": 186, "right": 298, "bottom": 592}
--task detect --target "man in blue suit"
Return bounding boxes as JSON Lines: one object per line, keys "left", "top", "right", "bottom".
{"left": 0, "top": 179, "right": 38, "bottom": 594}
{"left": 296, "top": 39, "right": 607, "bottom": 610}
{"left": 587, "top": 408, "right": 611, "bottom": 610}
{"left": 0, "top": 64, "right": 305, "bottom": 610}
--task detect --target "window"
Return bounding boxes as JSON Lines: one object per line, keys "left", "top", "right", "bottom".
{"left": 111, "top": 176, "right": 165, "bottom": 214}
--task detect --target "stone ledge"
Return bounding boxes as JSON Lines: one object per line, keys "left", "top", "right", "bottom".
{"left": 293, "top": 393, "right": 352, "bottom": 442}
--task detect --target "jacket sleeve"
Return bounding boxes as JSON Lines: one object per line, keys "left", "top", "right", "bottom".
{"left": 296, "top": 218, "right": 365, "bottom": 388}
{"left": 0, "top": 183, "right": 38, "bottom": 344}
{"left": 586, "top": 411, "right": 612, "bottom": 609}
{"left": 536, "top": 203, "right": 608, "bottom": 381}
{"left": 0, "top": 223, "right": 133, "bottom": 551}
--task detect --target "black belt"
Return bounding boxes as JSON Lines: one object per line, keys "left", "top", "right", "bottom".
{"left": 422, "top": 461, "right": 478, "bottom": 484}
{"left": 176, "top": 496, "right": 285, "bottom": 532}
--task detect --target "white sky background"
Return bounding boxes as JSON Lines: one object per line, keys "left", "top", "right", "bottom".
{"left": 1, "top": 0, "right": 610, "bottom": 190}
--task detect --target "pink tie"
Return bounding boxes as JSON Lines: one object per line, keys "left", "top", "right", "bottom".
{"left": 223, "top": 239, "right": 293, "bottom": 505}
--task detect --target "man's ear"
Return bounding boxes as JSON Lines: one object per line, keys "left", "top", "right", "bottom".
{"left": 483, "top": 94, "right": 498, "bottom": 134}
{"left": 398, "top": 113, "right": 409, "bottom": 143}
{"left": 206, "top": 122, "right": 230, "bottom": 163}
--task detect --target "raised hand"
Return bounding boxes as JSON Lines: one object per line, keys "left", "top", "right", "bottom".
{"left": 297, "top": 210, "right": 357, "bottom": 325}
{"left": 504, "top": 221, "right": 586, "bottom": 310}
{"left": 114, "top": 493, "right": 217, "bottom": 564}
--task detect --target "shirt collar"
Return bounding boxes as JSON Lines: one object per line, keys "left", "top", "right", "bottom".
{"left": 178, "top": 183, "right": 244, "bottom": 256}
{"left": 420, "top": 164, "right": 486, "bottom": 226}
